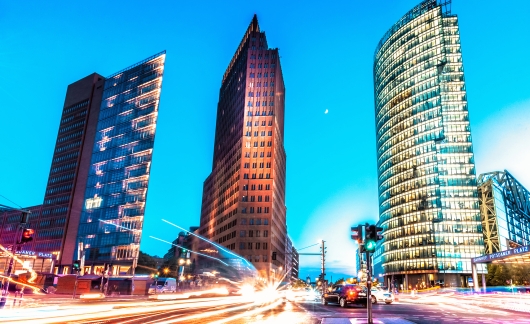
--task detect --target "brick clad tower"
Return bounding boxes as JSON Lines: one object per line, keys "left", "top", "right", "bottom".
{"left": 198, "top": 15, "right": 287, "bottom": 278}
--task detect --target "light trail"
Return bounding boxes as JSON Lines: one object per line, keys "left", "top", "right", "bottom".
{"left": 150, "top": 298, "right": 282, "bottom": 323}
{"left": 140, "top": 303, "right": 245, "bottom": 324}
{"left": 161, "top": 219, "right": 253, "bottom": 267}
{"left": 0, "top": 244, "right": 40, "bottom": 286}
{"left": 149, "top": 236, "right": 229, "bottom": 266}
{"left": 0, "top": 274, "right": 41, "bottom": 294}
{"left": 99, "top": 219, "right": 141, "bottom": 232}
{"left": 208, "top": 299, "right": 283, "bottom": 324}
{"left": 2, "top": 295, "right": 252, "bottom": 323}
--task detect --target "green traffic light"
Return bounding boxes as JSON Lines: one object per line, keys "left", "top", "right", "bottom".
{"left": 365, "top": 240, "right": 376, "bottom": 251}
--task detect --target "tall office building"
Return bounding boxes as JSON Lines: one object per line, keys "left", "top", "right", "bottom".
{"left": 1, "top": 74, "right": 105, "bottom": 274}
{"left": 0, "top": 53, "right": 166, "bottom": 275}
{"left": 198, "top": 15, "right": 287, "bottom": 278}
{"left": 478, "top": 170, "right": 530, "bottom": 254}
{"left": 76, "top": 52, "right": 166, "bottom": 276}
{"left": 374, "top": 0, "right": 485, "bottom": 288}
{"left": 46, "top": 74, "right": 106, "bottom": 270}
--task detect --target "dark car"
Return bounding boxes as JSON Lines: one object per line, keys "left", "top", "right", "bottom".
{"left": 321, "top": 284, "right": 368, "bottom": 308}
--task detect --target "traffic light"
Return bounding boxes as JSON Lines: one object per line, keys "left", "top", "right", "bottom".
{"left": 351, "top": 225, "right": 362, "bottom": 243}
{"left": 73, "top": 260, "right": 81, "bottom": 271}
{"left": 20, "top": 228, "right": 35, "bottom": 244}
{"left": 272, "top": 252, "right": 277, "bottom": 260}
{"left": 365, "top": 240, "right": 377, "bottom": 252}
{"left": 364, "top": 224, "right": 383, "bottom": 253}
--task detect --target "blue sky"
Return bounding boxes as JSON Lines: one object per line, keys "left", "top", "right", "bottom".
{"left": 1, "top": 0, "right": 529, "bottom": 281}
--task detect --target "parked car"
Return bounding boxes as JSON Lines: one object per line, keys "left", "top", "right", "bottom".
{"left": 370, "top": 287, "right": 394, "bottom": 304}
{"left": 321, "top": 284, "right": 367, "bottom": 308}
{"left": 148, "top": 278, "right": 177, "bottom": 294}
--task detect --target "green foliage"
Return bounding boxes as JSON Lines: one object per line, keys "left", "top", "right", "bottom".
{"left": 291, "top": 279, "right": 308, "bottom": 289}
{"left": 486, "top": 263, "right": 530, "bottom": 286}
{"left": 136, "top": 251, "right": 159, "bottom": 274}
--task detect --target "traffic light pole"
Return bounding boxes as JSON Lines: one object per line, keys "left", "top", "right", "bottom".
{"left": 320, "top": 240, "right": 326, "bottom": 293}
{"left": 351, "top": 223, "right": 382, "bottom": 324}
{"left": 365, "top": 250, "right": 373, "bottom": 324}
{"left": 72, "top": 272, "right": 79, "bottom": 299}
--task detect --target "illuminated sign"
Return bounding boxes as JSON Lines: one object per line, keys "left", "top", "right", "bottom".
{"left": 85, "top": 195, "right": 103, "bottom": 209}
{"left": 15, "top": 250, "right": 54, "bottom": 259}
{"left": 472, "top": 245, "right": 529, "bottom": 263}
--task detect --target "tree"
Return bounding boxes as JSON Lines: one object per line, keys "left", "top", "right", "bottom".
{"left": 136, "top": 251, "right": 159, "bottom": 275}
{"left": 486, "top": 263, "right": 530, "bottom": 286}
{"left": 291, "top": 279, "right": 307, "bottom": 289}
{"left": 160, "top": 257, "right": 181, "bottom": 278}
{"left": 510, "top": 264, "right": 530, "bottom": 285}
{"left": 334, "top": 278, "right": 345, "bottom": 285}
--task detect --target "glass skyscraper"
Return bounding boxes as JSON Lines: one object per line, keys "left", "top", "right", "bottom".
{"left": 77, "top": 52, "right": 166, "bottom": 276}
{"left": 374, "top": 0, "right": 485, "bottom": 288}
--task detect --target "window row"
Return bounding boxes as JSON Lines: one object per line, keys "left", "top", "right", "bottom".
{"left": 243, "top": 173, "right": 271, "bottom": 179}
{"left": 246, "top": 120, "right": 273, "bottom": 127}
{"left": 239, "top": 242, "right": 268, "bottom": 250}
{"left": 241, "top": 195, "right": 271, "bottom": 202}
{"left": 247, "top": 91, "right": 274, "bottom": 97}
{"left": 240, "top": 218, "right": 269, "bottom": 225}
{"left": 247, "top": 101, "right": 274, "bottom": 108}
{"left": 240, "top": 230, "right": 269, "bottom": 237}
{"left": 245, "top": 131, "right": 273, "bottom": 137}
{"left": 241, "top": 206, "right": 270, "bottom": 214}
{"left": 248, "top": 63, "right": 276, "bottom": 69}
{"left": 243, "top": 162, "right": 272, "bottom": 169}
{"left": 244, "top": 151, "right": 272, "bottom": 158}
{"left": 248, "top": 72, "right": 275, "bottom": 78}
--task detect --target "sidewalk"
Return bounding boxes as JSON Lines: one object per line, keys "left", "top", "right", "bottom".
{"left": 322, "top": 318, "right": 414, "bottom": 324}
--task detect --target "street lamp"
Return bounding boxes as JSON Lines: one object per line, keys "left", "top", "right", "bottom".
{"left": 164, "top": 268, "right": 169, "bottom": 275}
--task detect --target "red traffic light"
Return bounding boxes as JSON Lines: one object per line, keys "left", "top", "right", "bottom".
{"left": 20, "top": 228, "right": 35, "bottom": 244}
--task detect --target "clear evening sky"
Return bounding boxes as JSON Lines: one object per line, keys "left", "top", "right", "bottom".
{"left": 1, "top": 1, "right": 529, "bottom": 280}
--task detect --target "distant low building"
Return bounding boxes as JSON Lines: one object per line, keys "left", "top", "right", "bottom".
{"left": 291, "top": 246, "right": 299, "bottom": 283}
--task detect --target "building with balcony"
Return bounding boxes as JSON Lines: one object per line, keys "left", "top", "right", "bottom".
{"left": 374, "top": 0, "right": 485, "bottom": 289}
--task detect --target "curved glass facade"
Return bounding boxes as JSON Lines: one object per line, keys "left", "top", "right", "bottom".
{"left": 374, "top": 0, "right": 485, "bottom": 283}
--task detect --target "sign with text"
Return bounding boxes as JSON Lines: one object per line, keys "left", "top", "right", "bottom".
{"left": 15, "top": 250, "right": 54, "bottom": 259}
{"left": 472, "top": 245, "right": 529, "bottom": 263}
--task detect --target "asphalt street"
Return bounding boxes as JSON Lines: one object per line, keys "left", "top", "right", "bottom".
{"left": 297, "top": 299, "right": 530, "bottom": 324}
{"left": 2, "top": 294, "right": 530, "bottom": 323}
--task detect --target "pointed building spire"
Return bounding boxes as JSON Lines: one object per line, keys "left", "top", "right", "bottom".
{"left": 250, "top": 14, "right": 260, "bottom": 33}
